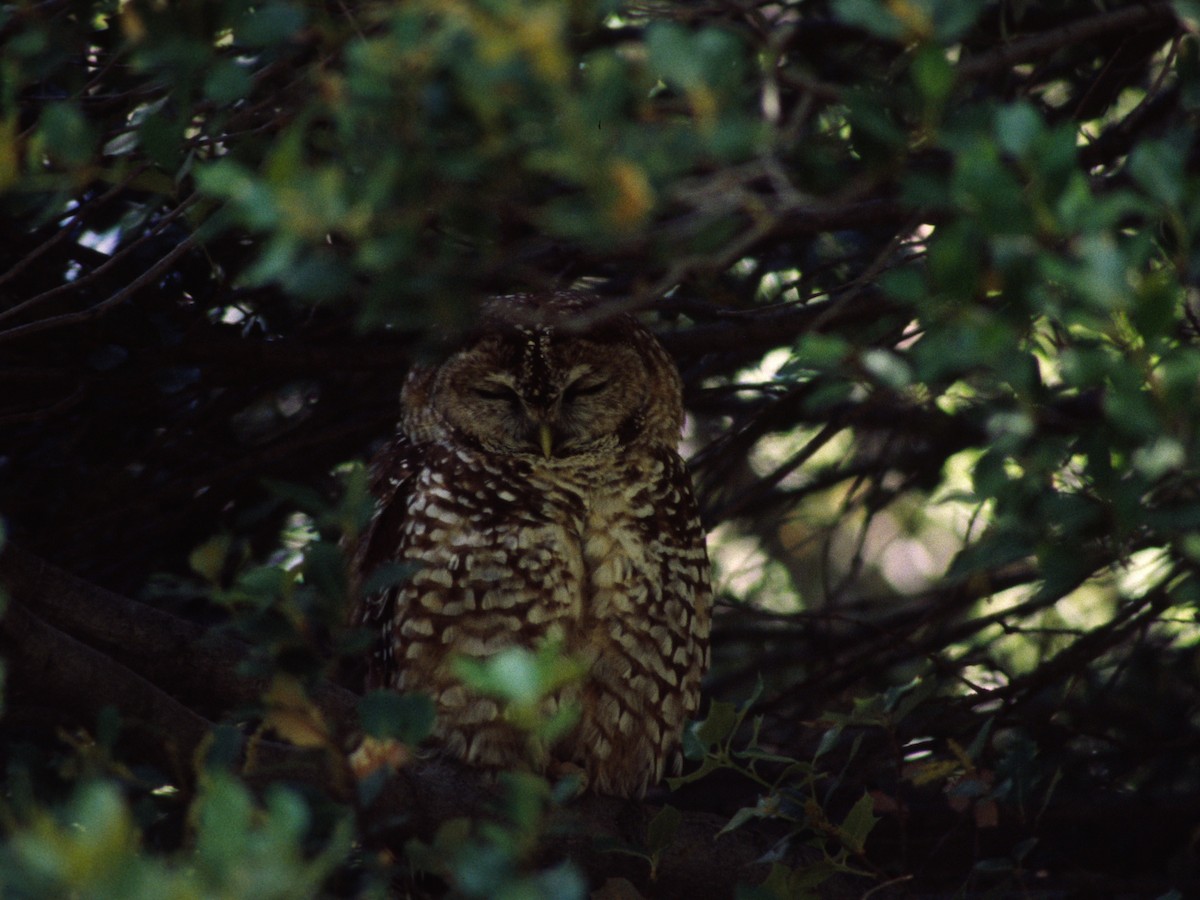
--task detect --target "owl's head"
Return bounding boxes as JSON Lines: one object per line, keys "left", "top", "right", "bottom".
{"left": 401, "top": 293, "right": 685, "bottom": 459}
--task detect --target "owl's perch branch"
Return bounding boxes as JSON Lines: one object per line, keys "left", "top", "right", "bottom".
{"left": 0, "top": 599, "right": 213, "bottom": 782}
{"left": 0, "top": 545, "right": 864, "bottom": 897}
{"left": 0, "top": 543, "right": 360, "bottom": 730}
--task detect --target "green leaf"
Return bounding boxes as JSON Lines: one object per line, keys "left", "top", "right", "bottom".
{"left": 995, "top": 102, "right": 1043, "bottom": 159}
{"left": 273, "top": 251, "right": 354, "bottom": 301}
{"left": 195, "top": 774, "right": 255, "bottom": 871}
{"left": 966, "top": 717, "right": 995, "bottom": 761}
{"left": 752, "top": 859, "right": 845, "bottom": 899}
{"left": 38, "top": 103, "right": 96, "bottom": 167}
{"left": 453, "top": 641, "right": 583, "bottom": 706}
{"left": 457, "top": 647, "right": 541, "bottom": 705}
{"left": 537, "top": 701, "right": 581, "bottom": 745}
{"left": 845, "top": 88, "right": 906, "bottom": 159}
{"left": 646, "top": 24, "right": 741, "bottom": 92}
{"left": 1129, "top": 132, "right": 1189, "bottom": 207}
{"left": 736, "top": 748, "right": 809, "bottom": 766}
{"left": 886, "top": 676, "right": 935, "bottom": 721}
{"left": 928, "top": 0, "right": 985, "bottom": 42}
{"left": 190, "top": 534, "right": 233, "bottom": 583}
{"left": 789, "top": 333, "right": 850, "bottom": 371}
{"left": 717, "top": 804, "right": 762, "bottom": 837}
{"left": 646, "top": 804, "right": 682, "bottom": 856}
{"left": 262, "top": 784, "right": 310, "bottom": 846}
{"left": 814, "top": 724, "right": 844, "bottom": 760}
{"left": 196, "top": 160, "right": 280, "bottom": 230}
{"left": 235, "top": 2, "right": 307, "bottom": 47}
{"left": 361, "top": 561, "right": 419, "bottom": 596}
{"left": 205, "top": 59, "right": 255, "bottom": 105}
{"left": 1102, "top": 377, "right": 1159, "bottom": 437}
{"left": 912, "top": 45, "right": 954, "bottom": 112}
{"left": 359, "top": 691, "right": 436, "bottom": 743}
{"left": 835, "top": 0, "right": 909, "bottom": 40}
{"left": 1179, "top": 30, "right": 1200, "bottom": 111}
{"left": 838, "top": 792, "right": 879, "bottom": 854}
{"left": 529, "top": 863, "right": 587, "bottom": 900}
{"left": 860, "top": 348, "right": 912, "bottom": 389}
{"left": 1074, "top": 233, "right": 1130, "bottom": 310}
{"left": 666, "top": 754, "right": 723, "bottom": 788}
{"left": 304, "top": 541, "right": 347, "bottom": 606}
{"left": 139, "top": 115, "right": 183, "bottom": 172}
{"left": 693, "top": 699, "right": 739, "bottom": 747}
{"left": 878, "top": 266, "right": 926, "bottom": 304}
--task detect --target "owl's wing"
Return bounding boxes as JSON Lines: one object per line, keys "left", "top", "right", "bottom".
{"left": 657, "top": 450, "right": 713, "bottom": 718}
{"left": 350, "top": 432, "right": 422, "bottom": 689}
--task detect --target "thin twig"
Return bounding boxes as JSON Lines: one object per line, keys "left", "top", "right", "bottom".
{"left": 955, "top": 2, "right": 1178, "bottom": 82}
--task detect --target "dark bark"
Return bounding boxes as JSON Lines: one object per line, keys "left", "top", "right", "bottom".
{"left": 0, "top": 544, "right": 869, "bottom": 898}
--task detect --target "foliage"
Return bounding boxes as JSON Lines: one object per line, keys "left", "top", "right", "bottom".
{"left": 673, "top": 680, "right": 881, "bottom": 897}
{"left": 406, "top": 773, "right": 588, "bottom": 900}
{"left": 0, "top": 775, "right": 353, "bottom": 900}
{"left": 4, "top": 0, "right": 1200, "bottom": 896}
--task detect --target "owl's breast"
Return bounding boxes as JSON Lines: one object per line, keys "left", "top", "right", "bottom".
{"left": 397, "top": 447, "right": 594, "bottom": 633}
{"left": 579, "top": 487, "right": 650, "bottom": 611}
{"left": 569, "top": 451, "right": 709, "bottom": 685}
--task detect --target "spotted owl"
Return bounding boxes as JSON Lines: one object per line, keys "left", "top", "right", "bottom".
{"left": 352, "top": 291, "right": 711, "bottom": 798}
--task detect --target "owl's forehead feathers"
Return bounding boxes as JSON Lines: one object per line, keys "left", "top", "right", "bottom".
{"left": 471, "top": 292, "right": 642, "bottom": 397}
{"left": 515, "top": 322, "right": 557, "bottom": 404}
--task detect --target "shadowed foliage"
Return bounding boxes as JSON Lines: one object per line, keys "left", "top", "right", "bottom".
{"left": 3, "top": 1, "right": 1200, "bottom": 897}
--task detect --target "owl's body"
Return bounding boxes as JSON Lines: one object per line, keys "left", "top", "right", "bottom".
{"left": 353, "top": 293, "right": 710, "bottom": 798}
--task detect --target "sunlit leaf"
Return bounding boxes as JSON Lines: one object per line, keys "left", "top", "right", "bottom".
{"left": 262, "top": 675, "right": 331, "bottom": 748}
{"left": 838, "top": 792, "right": 879, "bottom": 854}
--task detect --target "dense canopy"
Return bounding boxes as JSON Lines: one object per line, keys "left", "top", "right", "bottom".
{"left": 3, "top": 1, "right": 1200, "bottom": 896}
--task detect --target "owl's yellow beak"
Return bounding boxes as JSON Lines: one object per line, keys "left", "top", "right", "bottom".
{"left": 539, "top": 423, "right": 554, "bottom": 459}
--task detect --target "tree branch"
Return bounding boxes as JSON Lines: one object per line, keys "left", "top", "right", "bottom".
{"left": 0, "top": 545, "right": 870, "bottom": 898}
{"left": 955, "top": 2, "right": 1179, "bottom": 82}
{"left": 0, "top": 599, "right": 213, "bottom": 783}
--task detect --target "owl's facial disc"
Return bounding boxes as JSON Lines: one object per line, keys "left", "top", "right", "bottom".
{"left": 437, "top": 349, "right": 640, "bottom": 458}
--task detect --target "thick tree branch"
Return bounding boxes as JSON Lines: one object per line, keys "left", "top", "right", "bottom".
{"left": 0, "top": 543, "right": 357, "bottom": 729}
{"left": 955, "top": 2, "right": 1179, "bottom": 82}
{"left": 0, "top": 545, "right": 869, "bottom": 898}
{"left": 0, "top": 599, "right": 213, "bottom": 783}
{"left": 0, "top": 235, "right": 202, "bottom": 345}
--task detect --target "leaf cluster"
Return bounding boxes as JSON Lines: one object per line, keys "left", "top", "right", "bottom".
{"left": 5, "top": 0, "right": 1200, "bottom": 896}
